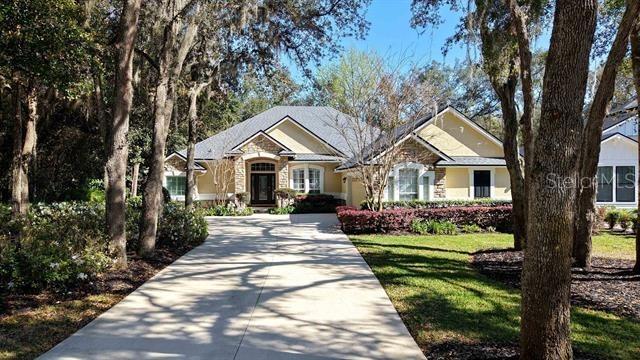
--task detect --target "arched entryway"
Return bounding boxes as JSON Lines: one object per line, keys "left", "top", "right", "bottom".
{"left": 248, "top": 161, "right": 276, "bottom": 205}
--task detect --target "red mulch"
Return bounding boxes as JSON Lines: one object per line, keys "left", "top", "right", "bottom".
{"left": 472, "top": 250, "right": 640, "bottom": 320}
{"left": 1, "top": 247, "right": 190, "bottom": 315}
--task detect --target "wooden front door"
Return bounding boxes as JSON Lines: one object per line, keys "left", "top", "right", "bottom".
{"left": 251, "top": 173, "right": 275, "bottom": 205}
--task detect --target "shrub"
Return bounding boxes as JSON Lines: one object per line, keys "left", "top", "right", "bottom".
{"left": 157, "top": 203, "right": 208, "bottom": 250}
{"left": 336, "top": 205, "right": 512, "bottom": 234}
{"left": 1, "top": 202, "right": 111, "bottom": 293}
{"left": 235, "top": 192, "right": 251, "bottom": 205}
{"left": 362, "top": 199, "right": 512, "bottom": 210}
{"left": 461, "top": 224, "right": 483, "bottom": 233}
{"left": 618, "top": 211, "right": 633, "bottom": 231}
{"left": 269, "top": 206, "right": 295, "bottom": 214}
{"left": 411, "top": 219, "right": 458, "bottom": 235}
{"left": 293, "top": 194, "right": 345, "bottom": 213}
{"left": 201, "top": 204, "right": 253, "bottom": 216}
{"left": 274, "top": 188, "right": 297, "bottom": 200}
{"left": 604, "top": 209, "right": 622, "bottom": 229}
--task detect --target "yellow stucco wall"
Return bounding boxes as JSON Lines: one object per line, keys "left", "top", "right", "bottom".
{"left": 267, "top": 119, "right": 332, "bottom": 154}
{"left": 196, "top": 160, "right": 235, "bottom": 195}
{"left": 350, "top": 179, "right": 367, "bottom": 207}
{"left": 418, "top": 111, "right": 503, "bottom": 157}
{"left": 494, "top": 168, "right": 512, "bottom": 199}
{"left": 445, "top": 168, "right": 470, "bottom": 199}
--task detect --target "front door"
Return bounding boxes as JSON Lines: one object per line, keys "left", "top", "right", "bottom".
{"left": 251, "top": 173, "right": 275, "bottom": 205}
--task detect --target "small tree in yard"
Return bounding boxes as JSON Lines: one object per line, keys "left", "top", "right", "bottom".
{"left": 318, "top": 50, "right": 439, "bottom": 211}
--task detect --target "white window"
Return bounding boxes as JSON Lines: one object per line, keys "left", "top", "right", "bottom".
{"left": 596, "top": 165, "right": 636, "bottom": 203}
{"left": 290, "top": 165, "right": 324, "bottom": 193}
{"left": 292, "top": 168, "right": 305, "bottom": 192}
{"left": 309, "top": 168, "right": 321, "bottom": 194}
{"left": 166, "top": 176, "right": 186, "bottom": 196}
{"left": 398, "top": 169, "right": 418, "bottom": 200}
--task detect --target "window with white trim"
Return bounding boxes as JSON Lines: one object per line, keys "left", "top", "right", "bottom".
{"left": 309, "top": 168, "right": 321, "bottom": 194}
{"left": 292, "top": 168, "right": 305, "bottom": 192}
{"left": 290, "top": 165, "right": 324, "bottom": 193}
{"left": 166, "top": 176, "right": 186, "bottom": 196}
{"left": 616, "top": 166, "right": 635, "bottom": 202}
{"left": 596, "top": 166, "right": 613, "bottom": 202}
{"left": 398, "top": 169, "right": 418, "bottom": 200}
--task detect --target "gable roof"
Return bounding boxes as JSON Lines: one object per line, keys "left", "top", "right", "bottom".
{"left": 178, "top": 106, "right": 359, "bottom": 160}
{"left": 336, "top": 106, "right": 503, "bottom": 170}
{"left": 228, "top": 130, "right": 292, "bottom": 153}
{"left": 601, "top": 131, "right": 638, "bottom": 145}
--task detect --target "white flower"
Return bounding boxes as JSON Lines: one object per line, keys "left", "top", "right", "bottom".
{"left": 49, "top": 262, "right": 60, "bottom": 269}
{"left": 7, "top": 281, "right": 14, "bottom": 289}
{"left": 77, "top": 272, "right": 88, "bottom": 280}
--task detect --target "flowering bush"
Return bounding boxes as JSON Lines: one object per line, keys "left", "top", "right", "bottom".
{"left": 361, "top": 199, "right": 512, "bottom": 210}
{"left": 157, "top": 202, "right": 208, "bottom": 249}
{"left": 0, "top": 202, "right": 110, "bottom": 293}
{"left": 336, "top": 205, "right": 512, "bottom": 234}
{"left": 201, "top": 204, "right": 254, "bottom": 216}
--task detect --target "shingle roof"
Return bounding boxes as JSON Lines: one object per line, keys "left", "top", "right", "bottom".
{"left": 436, "top": 156, "right": 507, "bottom": 166}
{"left": 601, "top": 131, "right": 638, "bottom": 143}
{"left": 178, "top": 106, "right": 361, "bottom": 160}
{"left": 292, "top": 154, "right": 345, "bottom": 162}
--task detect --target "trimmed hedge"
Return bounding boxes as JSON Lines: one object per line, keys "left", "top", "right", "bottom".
{"left": 362, "top": 199, "right": 512, "bottom": 210}
{"left": 336, "top": 205, "right": 512, "bottom": 234}
{"left": 292, "top": 194, "right": 346, "bottom": 214}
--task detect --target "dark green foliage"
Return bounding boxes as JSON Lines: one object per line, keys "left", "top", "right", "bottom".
{"left": 0, "top": 202, "right": 110, "bottom": 293}
{"left": 201, "top": 205, "right": 254, "bottom": 216}
{"left": 269, "top": 206, "right": 296, "bottom": 215}
{"left": 0, "top": 199, "right": 209, "bottom": 293}
{"left": 411, "top": 219, "right": 459, "bottom": 235}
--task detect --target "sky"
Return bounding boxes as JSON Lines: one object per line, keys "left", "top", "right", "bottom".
{"left": 287, "top": 0, "right": 552, "bottom": 84}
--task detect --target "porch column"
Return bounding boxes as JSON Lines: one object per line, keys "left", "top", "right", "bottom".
{"left": 277, "top": 157, "right": 288, "bottom": 189}
{"left": 234, "top": 157, "right": 245, "bottom": 193}
{"left": 434, "top": 167, "right": 446, "bottom": 198}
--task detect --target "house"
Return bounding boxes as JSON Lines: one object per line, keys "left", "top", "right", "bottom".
{"left": 596, "top": 100, "right": 638, "bottom": 208}
{"left": 164, "top": 105, "right": 513, "bottom": 207}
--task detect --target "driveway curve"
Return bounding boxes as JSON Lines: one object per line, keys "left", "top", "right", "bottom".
{"left": 41, "top": 214, "right": 425, "bottom": 360}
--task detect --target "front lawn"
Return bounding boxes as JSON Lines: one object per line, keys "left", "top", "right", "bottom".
{"left": 350, "top": 233, "right": 639, "bottom": 359}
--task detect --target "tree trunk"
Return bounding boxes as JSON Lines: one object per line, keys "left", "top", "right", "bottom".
{"left": 492, "top": 74, "right": 526, "bottom": 250}
{"left": 185, "top": 83, "right": 206, "bottom": 209}
{"left": 631, "top": 18, "right": 640, "bottom": 274}
{"left": 131, "top": 162, "right": 140, "bottom": 197}
{"left": 520, "top": 1, "right": 597, "bottom": 359}
{"left": 11, "top": 78, "right": 24, "bottom": 217}
{"left": 574, "top": 2, "right": 640, "bottom": 269}
{"left": 139, "top": 7, "right": 199, "bottom": 257}
{"left": 21, "top": 86, "right": 38, "bottom": 208}
{"left": 139, "top": 27, "right": 175, "bottom": 258}
{"left": 106, "top": 0, "right": 142, "bottom": 269}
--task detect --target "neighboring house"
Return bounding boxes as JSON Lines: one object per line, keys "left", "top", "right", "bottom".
{"left": 164, "top": 105, "right": 513, "bottom": 207}
{"left": 596, "top": 100, "right": 638, "bottom": 208}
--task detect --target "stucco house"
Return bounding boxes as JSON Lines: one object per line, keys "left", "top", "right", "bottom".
{"left": 164, "top": 105, "right": 514, "bottom": 207}
{"left": 596, "top": 100, "right": 638, "bottom": 208}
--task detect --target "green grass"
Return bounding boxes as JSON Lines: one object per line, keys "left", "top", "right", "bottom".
{"left": 592, "top": 232, "right": 636, "bottom": 259}
{"left": 350, "top": 233, "right": 640, "bottom": 359}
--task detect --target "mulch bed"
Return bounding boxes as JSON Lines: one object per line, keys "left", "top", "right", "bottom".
{"left": 425, "top": 342, "right": 599, "bottom": 360}
{"left": 472, "top": 250, "right": 640, "bottom": 320}
{"left": 1, "top": 247, "right": 189, "bottom": 316}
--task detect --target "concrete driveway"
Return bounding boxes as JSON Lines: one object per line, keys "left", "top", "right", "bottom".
{"left": 41, "top": 214, "right": 425, "bottom": 360}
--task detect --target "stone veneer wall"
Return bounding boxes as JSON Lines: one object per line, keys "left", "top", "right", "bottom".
{"left": 234, "top": 158, "right": 246, "bottom": 193}
{"left": 277, "top": 158, "right": 289, "bottom": 188}
{"left": 434, "top": 167, "right": 446, "bottom": 198}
